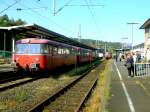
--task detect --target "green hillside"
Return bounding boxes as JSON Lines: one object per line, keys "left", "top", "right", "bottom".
{"left": 72, "top": 38, "right": 122, "bottom": 53}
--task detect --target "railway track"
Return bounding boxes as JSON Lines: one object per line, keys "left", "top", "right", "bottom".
{"left": 0, "top": 71, "right": 16, "bottom": 82}
{"left": 0, "top": 76, "right": 40, "bottom": 92}
{"left": 28, "top": 63, "right": 101, "bottom": 112}
{"left": 0, "top": 75, "right": 25, "bottom": 84}
{"left": 0, "top": 70, "right": 28, "bottom": 84}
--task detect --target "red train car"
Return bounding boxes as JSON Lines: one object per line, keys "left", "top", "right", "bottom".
{"left": 12, "top": 38, "right": 94, "bottom": 72}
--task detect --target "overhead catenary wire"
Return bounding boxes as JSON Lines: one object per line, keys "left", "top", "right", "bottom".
{"left": 84, "top": 0, "right": 100, "bottom": 29}
{"left": 16, "top": 7, "right": 48, "bottom": 11}
{"left": 35, "top": 0, "right": 49, "bottom": 10}
{"left": 15, "top": 0, "right": 76, "bottom": 38}
{"left": 0, "top": 0, "right": 102, "bottom": 41}
{"left": 83, "top": 0, "right": 101, "bottom": 39}
{"left": 65, "top": 4, "right": 104, "bottom": 7}
{"left": 88, "top": 0, "right": 101, "bottom": 29}
{"left": 53, "top": 0, "right": 73, "bottom": 15}
{"left": 0, "top": 0, "right": 21, "bottom": 14}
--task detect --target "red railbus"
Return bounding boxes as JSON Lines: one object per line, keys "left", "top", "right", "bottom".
{"left": 12, "top": 38, "right": 95, "bottom": 73}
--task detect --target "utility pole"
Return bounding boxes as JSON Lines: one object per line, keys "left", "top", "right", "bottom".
{"left": 78, "top": 24, "right": 81, "bottom": 42}
{"left": 104, "top": 43, "right": 107, "bottom": 53}
{"left": 127, "top": 22, "right": 139, "bottom": 50}
{"left": 3, "top": 32, "right": 6, "bottom": 58}
{"left": 121, "top": 37, "right": 128, "bottom": 49}
{"left": 52, "top": 0, "right": 56, "bottom": 16}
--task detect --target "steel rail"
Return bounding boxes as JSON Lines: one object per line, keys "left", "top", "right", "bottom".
{"left": 0, "top": 76, "right": 40, "bottom": 92}
{"left": 75, "top": 74, "right": 99, "bottom": 112}
{"left": 27, "top": 63, "right": 99, "bottom": 112}
{"left": 0, "top": 75, "right": 24, "bottom": 84}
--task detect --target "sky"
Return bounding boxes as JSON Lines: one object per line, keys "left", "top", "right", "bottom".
{"left": 0, "top": 0, "right": 150, "bottom": 46}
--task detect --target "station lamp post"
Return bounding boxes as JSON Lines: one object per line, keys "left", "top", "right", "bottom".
{"left": 121, "top": 37, "right": 128, "bottom": 49}
{"left": 127, "top": 22, "right": 139, "bottom": 50}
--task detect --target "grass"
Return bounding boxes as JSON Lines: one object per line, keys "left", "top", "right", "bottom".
{"left": 0, "top": 60, "right": 100, "bottom": 112}
{"left": 15, "top": 88, "right": 30, "bottom": 103}
{"left": 83, "top": 60, "right": 112, "bottom": 112}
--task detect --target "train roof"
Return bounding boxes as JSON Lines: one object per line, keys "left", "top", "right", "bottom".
{"left": 16, "top": 38, "right": 76, "bottom": 48}
{"left": 16, "top": 38, "right": 50, "bottom": 44}
{"left": 0, "top": 24, "right": 96, "bottom": 50}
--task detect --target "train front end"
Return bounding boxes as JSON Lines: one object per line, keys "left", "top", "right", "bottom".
{"left": 12, "top": 39, "right": 48, "bottom": 73}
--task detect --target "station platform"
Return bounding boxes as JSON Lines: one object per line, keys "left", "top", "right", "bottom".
{"left": 0, "top": 64, "right": 13, "bottom": 72}
{"left": 107, "top": 60, "right": 150, "bottom": 112}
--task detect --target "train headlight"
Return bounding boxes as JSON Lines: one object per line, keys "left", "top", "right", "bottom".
{"left": 35, "top": 58, "right": 39, "bottom": 61}
{"left": 16, "top": 57, "right": 19, "bottom": 61}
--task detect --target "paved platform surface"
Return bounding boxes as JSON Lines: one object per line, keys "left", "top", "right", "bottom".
{"left": 0, "top": 64, "right": 13, "bottom": 72}
{"left": 107, "top": 60, "right": 150, "bottom": 112}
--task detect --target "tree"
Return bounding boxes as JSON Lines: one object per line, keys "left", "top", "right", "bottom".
{"left": 0, "top": 14, "right": 26, "bottom": 26}
{"left": 0, "top": 15, "right": 26, "bottom": 51}
{"left": 15, "top": 19, "right": 26, "bottom": 25}
{"left": 0, "top": 15, "right": 10, "bottom": 26}
{"left": 72, "top": 37, "right": 122, "bottom": 53}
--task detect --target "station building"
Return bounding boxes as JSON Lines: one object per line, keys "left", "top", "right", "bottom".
{"left": 140, "top": 18, "right": 150, "bottom": 56}
{"left": 133, "top": 43, "right": 144, "bottom": 57}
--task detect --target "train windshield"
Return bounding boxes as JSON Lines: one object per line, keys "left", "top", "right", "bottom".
{"left": 16, "top": 44, "right": 48, "bottom": 54}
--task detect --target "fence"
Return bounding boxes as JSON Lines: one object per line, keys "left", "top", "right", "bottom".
{"left": 0, "top": 50, "right": 12, "bottom": 64}
{"left": 134, "top": 63, "right": 150, "bottom": 77}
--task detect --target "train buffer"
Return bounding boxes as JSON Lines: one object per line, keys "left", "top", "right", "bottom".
{"left": 107, "top": 60, "right": 150, "bottom": 112}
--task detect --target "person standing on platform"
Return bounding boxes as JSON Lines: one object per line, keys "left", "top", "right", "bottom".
{"left": 119, "top": 52, "right": 122, "bottom": 61}
{"left": 132, "top": 52, "right": 137, "bottom": 75}
{"left": 125, "top": 52, "right": 134, "bottom": 77}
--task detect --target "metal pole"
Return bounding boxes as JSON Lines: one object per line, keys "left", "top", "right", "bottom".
{"left": 131, "top": 24, "right": 133, "bottom": 50}
{"left": 75, "top": 49, "right": 77, "bottom": 73}
{"left": 121, "top": 38, "right": 123, "bottom": 49}
{"left": 12, "top": 31, "right": 15, "bottom": 62}
{"left": 4, "top": 32, "right": 6, "bottom": 58}
{"left": 127, "top": 22, "right": 139, "bottom": 50}
{"left": 78, "top": 24, "right": 81, "bottom": 42}
{"left": 53, "top": 0, "right": 56, "bottom": 16}
{"left": 104, "top": 43, "right": 106, "bottom": 53}
{"left": 121, "top": 37, "right": 128, "bottom": 50}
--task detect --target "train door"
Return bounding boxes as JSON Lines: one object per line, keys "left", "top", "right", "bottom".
{"left": 51, "top": 46, "right": 58, "bottom": 69}
{"left": 47, "top": 45, "right": 52, "bottom": 70}
{"left": 52, "top": 45, "right": 63, "bottom": 69}
{"left": 76, "top": 47, "right": 81, "bottom": 64}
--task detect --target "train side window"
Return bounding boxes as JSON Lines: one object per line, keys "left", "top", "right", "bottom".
{"left": 85, "top": 50, "right": 89, "bottom": 56}
{"left": 80, "top": 49, "right": 84, "bottom": 56}
{"left": 41, "top": 44, "right": 48, "bottom": 53}
{"left": 71, "top": 48, "right": 75, "bottom": 55}
{"left": 53, "top": 47, "right": 58, "bottom": 55}
{"left": 64, "top": 48, "right": 70, "bottom": 54}
{"left": 69, "top": 47, "right": 73, "bottom": 55}
{"left": 62, "top": 47, "right": 65, "bottom": 54}
{"left": 67, "top": 48, "right": 69, "bottom": 54}
{"left": 58, "top": 47, "right": 63, "bottom": 54}
{"left": 77, "top": 50, "right": 81, "bottom": 55}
